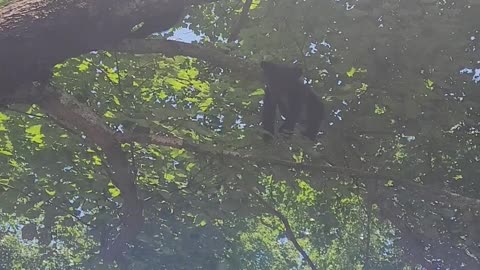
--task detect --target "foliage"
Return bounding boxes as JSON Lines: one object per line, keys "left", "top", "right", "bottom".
{"left": 1, "top": 0, "right": 480, "bottom": 269}
{"left": 0, "top": 0, "right": 10, "bottom": 7}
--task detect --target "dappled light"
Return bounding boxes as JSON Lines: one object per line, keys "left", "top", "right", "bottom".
{"left": 1, "top": 0, "right": 480, "bottom": 269}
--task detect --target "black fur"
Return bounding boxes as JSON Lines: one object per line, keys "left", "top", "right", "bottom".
{"left": 260, "top": 61, "right": 324, "bottom": 141}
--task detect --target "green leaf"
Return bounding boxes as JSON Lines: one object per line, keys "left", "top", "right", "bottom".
{"left": 192, "top": 80, "right": 210, "bottom": 93}
{"left": 113, "top": 95, "right": 121, "bottom": 106}
{"left": 0, "top": 112, "right": 9, "bottom": 122}
{"left": 424, "top": 79, "right": 434, "bottom": 90}
{"left": 453, "top": 175, "right": 463, "bottom": 181}
{"left": 8, "top": 159, "right": 19, "bottom": 168}
{"left": 170, "top": 148, "right": 185, "bottom": 158}
{"left": 25, "top": 124, "right": 42, "bottom": 135}
{"left": 45, "top": 189, "right": 56, "bottom": 196}
{"left": 25, "top": 124, "right": 45, "bottom": 145}
{"left": 385, "top": 180, "right": 395, "bottom": 187}
{"left": 249, "top": 88, "right": 265, "bottom": 96}
{"left": 107, "top": 72, "right": 119, "bottom": 84}
{"left": 157, "top": 90, "right": 168, "bottom": 100}
{"left": 199, "top": 98, "right": 213, "bottom": 112}
{"left": 356, "top": 83, "right": 368, "bottom": 94}
{"left": 104, "top": 111, "right": 115, "bottom": 118}
{"left": 0, "top": 178, "right": 12, "bottom": 188}
{"left": 77, "top": 60, "right": 91, "bottom": 72}
{"left": 0, "top": 150, "right": 13, "bottom": 156}
{"left": 292, "top": 151, "right": 304, "bottom": 163}
{"left": 186, "top": 162, "right": 196, "bottom": 172}
{"left": 346, "top": 67, "right": 357, "bottom": 77}
{"left": 92, "top": 155, "right": 102, "bottom": 166}
{"left": 108, "top": 186, "right": 121, "bottom": 198}
{"left": 185, "top": 97, "right": 199, "bottom": 103}
{"left": 166, "top": 78, "right": 187, "bottom": 91}
{"left": 164, "top": 172, "right": 175, "bottom": 182}
{"left": 178, "top": 68, "right": 199, "bottom": 80}
{"left": 374, "top": 104, "right": 386, "bottom": 115}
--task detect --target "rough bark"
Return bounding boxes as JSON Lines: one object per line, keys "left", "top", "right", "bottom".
{"left": 37, "top": 85, "right": 142, "bottom": 262}
{"left": 0, "top": 0, "right": 217, "bottom": 263}
{"left": 0, "top": 0, "right": 186, "bottom": 96}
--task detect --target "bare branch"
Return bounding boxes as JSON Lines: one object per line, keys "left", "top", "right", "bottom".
{"left": 115, "top": 39, "right": 262, "bottom": 83}
{"left": 252, "top": 192, "right": 318, "bottom": 270}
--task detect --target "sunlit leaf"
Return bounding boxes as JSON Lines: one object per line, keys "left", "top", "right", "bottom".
{"left": 104, "top": 111, "right": 115, "bottom": 118}
{"left": 292, "top": 151, "right": 304, "bottom": 163}
{"left": 0, "top": 112, "right": 9, "bottom": 122}
{"left": 77, "top": 60, "right": 91, "bottom": 72}
{"left": 25, "top": 124, "right": 45, "bottom": 145}
{"left": 164, "top": 172, "right": 175, "bottom": 181}
{"left": 45, "top": 189, "right": 56, "bottom": 196}
{"left": 374, "top": 104, "right": 386, "bottom": 115}
{"left": 199, "top": 98, "right": 213, "bottom": 112}
{"left": 186, "top": 162, "right": 196, "bottom": 172}
{"left": 166, "top": 78, "right": 186, "bottom": 91}
{"left": 0, "top": 150, "right": 13, "bottom": 156}
{"left": 346, "top": 67, "right": 357, "bottom": 77}
{"left": 425, "top": 79, "right": 434, "bottom": 90}
{"left": 249, "top": 88, "right": 265, "bottom": 96}
{"left": 108, "top": 186, "right": 121, "bottom": 198}
{"left": 157, "top": 90, "right": 168, "bottom": 100}
{"left": 92, "top": 155, "right": 102, "bottom": 166}
{"left": 170, "top": 148, "right": 186, "bottom": 158}
{"left": 113, "top": 95, "right": 121, "bottom": 106}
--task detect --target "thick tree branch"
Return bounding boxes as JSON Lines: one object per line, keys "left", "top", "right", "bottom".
{"left": 0, "top": 0, "right": 219, "bottom": 96}
{"left": 8, "top": 83, "right": 478, "bottom": 213}
{"left": 116, "top": 39, "right": 262, "bottom": 83}
{"left": 5, "top": 81, "right": 480, "bottom": 267}
{"left": 35, "top": 85, "right": 143, "bottom": 263}
{"left": 3, "top": 10, "right": 480, "bottom": 262}
{"left": 6, "top": 48, "right": 480, "bottom": 214}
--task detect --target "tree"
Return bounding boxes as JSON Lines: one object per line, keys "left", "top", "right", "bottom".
{"left": 1, "top": 0, "right": 480, "bottom": 269}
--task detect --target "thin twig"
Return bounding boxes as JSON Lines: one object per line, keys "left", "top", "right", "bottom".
{"left": 251, "top": 192, "right": 318, "bottom": 270}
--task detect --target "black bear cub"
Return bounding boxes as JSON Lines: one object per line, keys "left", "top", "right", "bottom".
{"left": 260, "top": 61, "right": 324, "bottom": 141}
